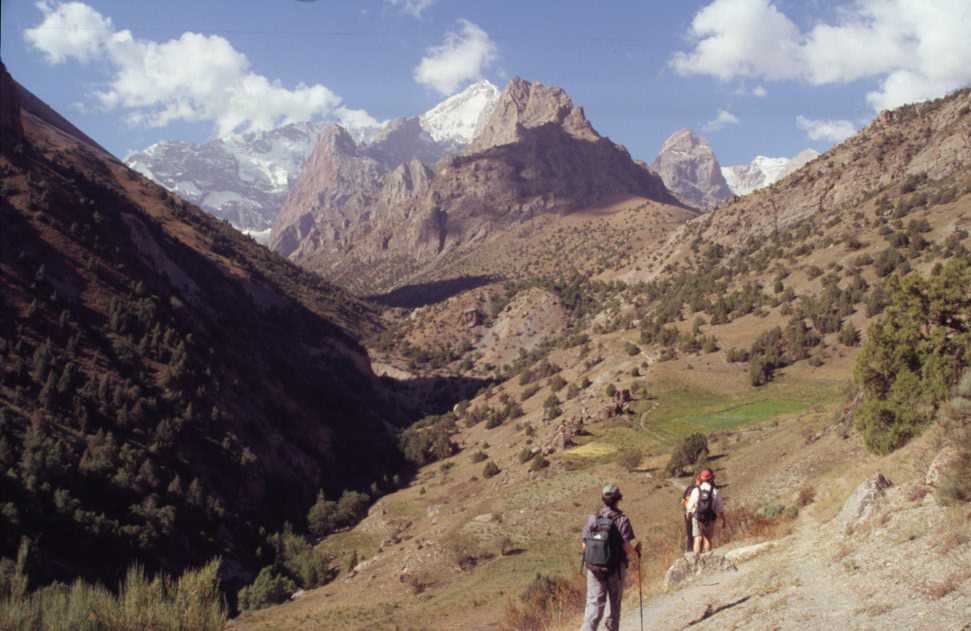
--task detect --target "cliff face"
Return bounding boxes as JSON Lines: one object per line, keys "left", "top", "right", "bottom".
{"left": 271, "top": 77, "right": 679, "bottom": 292}
{"left": 651, "top": 129, "right": 733, "bottom": 211}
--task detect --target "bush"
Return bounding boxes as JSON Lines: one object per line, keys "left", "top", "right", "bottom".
{"left": 237, "top": 566, "right": 295, "bottom": 611}
{"left": 518, "top": 448, "right": 536, "bottom": 464}
{"left": 0, "top": 555, "right": 226, "bottom": 629}
{"left": 529, "top": 455, "right": 550, "bottom": 471}
{"left": 483, "top": 461, "right": 501, "bottom": 478}
{"left": 616, "top": 447, "right": 642, "bottom": 472}
{"left": 664, "top": 433, "right": 708, "bottom": 477}
{"left": 471, "top": 451, "right": 488, "bottom": 463}
{"left": 855, "top": 259, "right": 971, "bottom": 454}
{"left": 838, "top": 322, "right": 860, "bottom": 346}
{"left": 500, "top": 573, "right": 584, "bottom": 631}
{"left": 623, "top": 342, "right": 640, "bottom": 356}
{"left": 548, "top": 375, "right": 567, "bottom": 392}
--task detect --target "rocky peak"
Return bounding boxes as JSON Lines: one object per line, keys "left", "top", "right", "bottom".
{"left": 469, "top": 77, "right": 598, "bottom": 152}
{"left": 651, "top": 129, "right": 733, "bottom": 211}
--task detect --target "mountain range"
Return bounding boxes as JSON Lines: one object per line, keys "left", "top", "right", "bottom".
{"left": 124, "top": 80, "right": 501, "bottom": 236}
{"left": 270, "top": 77, "right": 678, "bottom": 292}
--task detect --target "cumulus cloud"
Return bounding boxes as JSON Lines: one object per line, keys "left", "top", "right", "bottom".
{"left": 671, "top": 0, "right": 971, "bottom": 111}
{"left": 23, "top": 1, "right": 361, "bottom": 137}
{"left": 385, "top": 0, "right": 436, "bottom": 18}
{"left": 752, "top": 85, "right": 767, "bottom": 97}
{"left": 414, "top": 19, "right": 497, "bottom": 95}
{"left": 796, "top": 115, "right": 856, "bottom": 143}
{"left": 702, "top": 109, "right": 740, "bottom": 131}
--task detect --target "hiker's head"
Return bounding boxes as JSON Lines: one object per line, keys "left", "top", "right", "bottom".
{"left": 602, "top": 483, "right": 623, "bottom": 505}
{"left": 699, "top": 469, "right": 714, "bottom": 483}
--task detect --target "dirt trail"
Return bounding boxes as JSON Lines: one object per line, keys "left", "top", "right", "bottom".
{"left": 620, "top": 489, "right": 971, "bottom": 631}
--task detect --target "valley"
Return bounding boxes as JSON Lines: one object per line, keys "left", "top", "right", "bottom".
{"left": 2, "top": 29, "right": 971, "bottom": 631}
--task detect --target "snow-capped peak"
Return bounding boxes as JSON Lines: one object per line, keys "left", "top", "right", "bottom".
{"left": 419, "top": 79, "right": 500, "bottom": 145}
{"left": 721, "top": 149, "right": 820, "bottom": 196}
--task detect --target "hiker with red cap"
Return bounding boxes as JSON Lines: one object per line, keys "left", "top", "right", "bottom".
{"left": 684, "top": 468, "right": 723, "bottom": 555}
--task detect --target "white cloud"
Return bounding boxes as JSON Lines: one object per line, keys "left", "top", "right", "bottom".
{"left": 414, "top": 19, "right": 497, "bottom": 95}
{"left": 335, "top": 106, "right": 382, "bottom": 131}
{"left": 23, "top": 1, "right": 364, "bottom": 137}
{"left": 752, "top": 85, "right": 767, "bottom": 97}
{"left": 671, "top": 0, "right": 971, "bottom": 111}
{"left": 671, "top": 0, "right": 803, "bottom": 81}
{"left": 702, "top": 109, "right": 740, "bottom": 131}
{"left": 385, "top": 0, "right": 436, "bottom": 18}
{"left": 796, "top": 115, "right": 856, "bottom": 143}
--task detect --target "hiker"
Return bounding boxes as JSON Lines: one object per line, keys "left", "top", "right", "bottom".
{"left": 681, "top": 471, "right": 703, "bottom": 552}
{"left": 685, "top": 468, "right": 723, "bottom": 555}
{"left": 580, "top": 483, "right": 641, "bottom": 631}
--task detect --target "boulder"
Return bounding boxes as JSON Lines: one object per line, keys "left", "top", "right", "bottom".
{"left": 663, "top": 553, "right": 736, "bottom": 591}
{"left": 724, "top": 540, "right": 780, "bottom": 564}
{"left": 835, "top": 473, "right": 893, "bottom": 534}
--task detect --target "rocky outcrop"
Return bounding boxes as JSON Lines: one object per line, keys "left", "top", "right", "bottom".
{"left": 664, "top": 553, "right": 737, "bottom": 591}
{"left": 835, "top": 473, "right": 893, "bottom": 534}
{"left": 651, "top": 129, "right": 733, "bottom": 211}
{"left": 271, "top": 77, "right": 679, "bottom": 292}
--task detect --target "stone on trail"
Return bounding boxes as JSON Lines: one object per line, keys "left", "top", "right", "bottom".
{"left": 724, "top": 540, "right": 781, "bottom": 564}
{"left": 835, "top": 473, "right": 892, "bottom": 534}
{"left": 663, "top": 553, "right": 737, "bottom": 592}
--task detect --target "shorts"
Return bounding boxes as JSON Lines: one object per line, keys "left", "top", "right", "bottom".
{"left": 691, "top": 515, "right": 716, "bottom": 539}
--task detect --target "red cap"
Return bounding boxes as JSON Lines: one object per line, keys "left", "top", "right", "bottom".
{"left": 699, "top": 469, "right": 713, "bottom": 481}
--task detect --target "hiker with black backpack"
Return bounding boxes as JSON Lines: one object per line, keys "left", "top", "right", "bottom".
{"left": 580, "top": 483, "right": 641, "bottom": 631}
{"left": 685, "top": 468, "right": 723, "bottom": 555}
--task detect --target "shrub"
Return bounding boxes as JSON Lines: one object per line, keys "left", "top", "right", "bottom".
{"left": 521, "top": 385, "right": 540, "bottom": 401}
{"left": 518, "top": 448, "right": 536, "bottom": 464}
{"left": 664, "top": 433, "right": 708, "bottom": 477}
{"left": 0, "top": 556, "right": 227, "bottom": 629}
{"left": 548, "top": 375, "right": 567, "bottom": 392}
{"left": 616, "top": 447, "right": 642, "bottom": 472}
{"left": 500, "top": 573, "right": 584, "bottom": 631}
{"left": 623, "top": 342, "right": 640, "bottom": 356}
{"left": 238, "top": 566, "right": 296, "bottom": 611}
{"left": 483, "top": 461, "right": 501, "bottom": 478}
{"left": 838, "top": 322, "right": 860, "bottom": 346}
{"left": 471, "top": 451, "right": 488, "bottom": 463}
{"left": 855, "top": 259, "right": 971, "bottom": 454}
{"left": 797, "top": 485, "right": 816, "bottom": 507}
{"left": 605, "top": 384, "right": 616, "bottom": 397}
{"left": 529, "top": 455, "right": 550, "bottom": 472}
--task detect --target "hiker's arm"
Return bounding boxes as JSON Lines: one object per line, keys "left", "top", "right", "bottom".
{"left": 625, "top": 539, "right": 642, "bottom": 558}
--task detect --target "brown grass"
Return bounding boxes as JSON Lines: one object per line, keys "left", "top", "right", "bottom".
{"left": 719, "top": 506, "right": 795, "bottom": 545}
{"left": 499, "top": 573, "right": 586, "bottom": 631}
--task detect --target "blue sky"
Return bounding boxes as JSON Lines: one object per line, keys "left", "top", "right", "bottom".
{"left": 3, "top": 1, "right": 970, "bottom": 165}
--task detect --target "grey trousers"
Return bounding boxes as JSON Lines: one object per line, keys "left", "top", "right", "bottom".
{"left": 580, "top": 566, "right": 625, "bottom": 631}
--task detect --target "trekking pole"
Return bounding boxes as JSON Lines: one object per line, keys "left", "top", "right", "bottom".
{"left": 637, "top": 552, "right": 644, "bottom": 631}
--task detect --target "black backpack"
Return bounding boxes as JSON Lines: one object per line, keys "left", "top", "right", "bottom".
{"left": 696, "top": 485, "right": 717, "bottom": 522}
{"left": 582, "top": 513, "right": 623, "bottom": 575}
